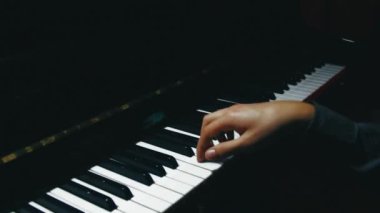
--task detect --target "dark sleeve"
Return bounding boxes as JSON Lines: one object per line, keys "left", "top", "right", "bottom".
{"left": 307, "top": 103, "right": 380, "bottom": 172}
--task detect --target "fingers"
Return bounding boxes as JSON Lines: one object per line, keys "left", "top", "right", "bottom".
{"left": 197, "top": 108, "right": 230, "bottom": 160}
{"left": 197, "top": 109, "right": 239, "bottom": 162}
{"left": 204, "top": 133, "right": 252, "bottom": 161}
{"left": 200, "top": 107, "right": 230, "bottom": 130}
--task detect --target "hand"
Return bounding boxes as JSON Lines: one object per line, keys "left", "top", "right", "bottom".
{"left": 197, "top": 101, "right": 315, "bottom": 162}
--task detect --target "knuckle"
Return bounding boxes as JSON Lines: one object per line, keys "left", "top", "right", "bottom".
{"left": 226, "top": 107, "right": 239, "bottom": 118}
{"left": 203, "top": 124, "right": 213, "bottom": 135}
{"left": 233, "top": 104, "right": 244, "bottom": 111}
{"left": 229, "top": 104, "right": 244, "bottom": 112}
{"left": 202, "top": 114, "right": 211, "bottom": 123}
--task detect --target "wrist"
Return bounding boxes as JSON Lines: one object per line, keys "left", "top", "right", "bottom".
{"left": 295, "top": 102, "right": 315, "bottom": 122}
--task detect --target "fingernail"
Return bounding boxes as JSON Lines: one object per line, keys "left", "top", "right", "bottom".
{"left": 205, "top": 149, "right": 216, "bottom": 160}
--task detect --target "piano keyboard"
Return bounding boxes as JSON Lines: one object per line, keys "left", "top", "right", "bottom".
{"left": 14, "top": 63, "right": 345, "bottom": 213}
{"left": 272, "top": 63, "right": 344, "bottom": 101}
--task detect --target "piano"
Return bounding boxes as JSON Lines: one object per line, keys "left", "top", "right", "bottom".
{"left": 2, "top": 1, "right": 373, "bottom": 212}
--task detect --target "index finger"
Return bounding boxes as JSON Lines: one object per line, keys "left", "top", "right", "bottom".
{"left": 197, "top": 114, "right": 235, "bottom": 162}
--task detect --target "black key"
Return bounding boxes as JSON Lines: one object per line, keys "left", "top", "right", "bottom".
{"left": 314, "top": 62, "right": 324, "bottom": 69}
{"left": 127, "top": 145, "right": 178, "bottom": 169}
{"left": 220, "top": 93, "right": 266, "bottom": 103}
{"left": 176, "top": 111, "right": 204, "bottom": 128}
{"left": 199, "top": 99, "right": 234, "bottom": 112}
{"left": 273, "top": 88, "right": 285, "bottom": 94}
{"left": 77, "top": 172, "right": 133, "bottom": 200}
{"left": 99, "top": 160, "right": 154, "bottom": 186}
{"left": 60, "top": 181, "right": 117, "bottom": 211}
{"left": 272, "top": 82, "right": 289, "bottom": 93}
{"left": 230, "top": 84, "right": 273, "bottom": 102}
{"left": 288, "top": 77, "right": 301, "bottom": 85}
{"left": 266, "top": 90, "right": 276, "bottom": 100}
{"left": 152, "top": 129, "right": 198, "bottom": 147}
{"left": 16, "top": 205, "right": 42, "bottom": 213}
{"left": 287, "top": 72, "right": 305, "bottom": 85}
{"left": 35, "top": 195, "right": 83, "bottom": 213}
{"left": 215, "top": 132, "right": 228, "bottom": 142}
{"left": 143, "top": 136, "right": 194, "bottom": 157}
{"left": 295, "top": 72, "right": 306, "bottom": 80}
{"left": 112, "top": 154, "right": 166, "bottom": 177}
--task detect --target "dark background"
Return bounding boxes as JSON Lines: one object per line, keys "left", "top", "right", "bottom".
{"left": 2, "top": 0, "right": 305, "bottom": 155}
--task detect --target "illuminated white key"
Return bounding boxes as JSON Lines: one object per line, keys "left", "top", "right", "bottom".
{"left": 90, "top": 166, "right": 181, "bottom": 204}
{"left": 89, "top": 168, "right": 170, "bottom": 212}
{"left": 274, "top": 93, "right": 299, "bottom": 101}
{"left": 275, "top": 92, "right": 303, "bottom": 100}
{"left": 176, "top": 160, "right": 211, "bottom": 179}
{"left": 151, "top": 175, "right": 192, "bottom": 194}
{"left": 48, "top": 188, "right": 110, "bottom": 213}
{"left": 28, "top": 202, "right": 53, "bottom": 213}
{"left": 164, "top": 127, "right": 200, "bottom": 138}
{"left": 163, "top": 166, "right": 203, "bottom": 186}
{"left": 72, "top": 178, "right": 156, "bottom": 213}
{"left": 137, "top": 141, "right": 218, "bottom": 172}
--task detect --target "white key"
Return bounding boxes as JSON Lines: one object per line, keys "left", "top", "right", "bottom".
{"left": 196, "top": 109, "right": 212, "bottom": 114}
{"left": 271, "top": 95, "right": 287, "bottom": 101}
{"left": 163, "top": 166, "right": 203, "bottom": 186}
{"left": 319, "top": 68, "right": 339, "bottom": 73}
{"left": 309, "top": 73, "right": 332, "bottom": 82}
{"left": 45, "top": 193, "right": 82, "bottom": 212}
{"left": 293, "top": 83, "right": 319, "bottom": 93}
{"left": 284, "top": 93, "right": 303, "bottom": 101}
{"left": 280, "top": 92, "right": 304, "bottom": 99}
{"left": 304, "top": 75, "right": 326, "bottom": 84}
{"left": 323, "top": 64, "right": 345, "bottom": 70}
{"left": 164, "top": 127, "right": 200, "bottom": 138}
{"left": 288, "top": 83, "right": 316, "bottom": 92}
{"left": 300, "top": 78, "right": 325, "bottom": 87}
{"left": 175, "top": 160, "right": 211, "bottom": 179}
{"left": 324, "top": 64, "right": 345, "bottom": 70}
{"left": 283, "top": 92, "right": 307, "bottom": 100}
{"left": 217, "top": 98, "right": 238, "bottom": 104}
{"left": 315, "top": 68, "right": 337, "bottom": 75}
{"left": 28, "top": 202, "right": 53, "bottom": 213}
{"left": 284, "top": 88, "right": 310, "bottom": 97}
{"left": 136, "top": 142, "right": 211, "bottom": 178}
{"left": 291, "top": 83, "right": 318, "bottom": 93}
{"left": 89, "top": 168, "right": 171, "bottom": 212}
{"left": 137, "top": 141, "right": 220, "bottom": 171}
{"left": 48, "top": 188, "right": 111, "bottom": 213}
{"left": 72, "top": 178, "right": 156, "bottom": 213}
{"left": 314, "top": 71, "right": 338, "bottom": 79}
{"left": 274, "top": 93, "right": 300, "bottom": 100}
{"left": 151, "top": 175, "right": 192, "bottom": 194}
{"left": 90, "top": 166, "right": 182, "bottom": 204}
{"left": 283, "top": 90, "right": 307, "bottom": 98}
{"left": 193, "top": 148, "right": 222, "bottom": 168}
{"left": 313, "top": 70, "right": 335, "bottom": 78}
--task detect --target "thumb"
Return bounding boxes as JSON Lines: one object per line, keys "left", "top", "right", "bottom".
{"left": 204, "top": 134, "right": 250, "bottom": 160}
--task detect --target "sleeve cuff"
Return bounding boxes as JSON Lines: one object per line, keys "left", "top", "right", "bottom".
{"left": 307, "top": 103, "right": 359, "bottom": 145}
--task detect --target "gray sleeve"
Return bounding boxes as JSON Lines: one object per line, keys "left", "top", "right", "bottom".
{"left": 308, "top": 103, "right": 359, "bottom": 145}
{"left": 308, "top": 103, "right": 380, "bottom": 172}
